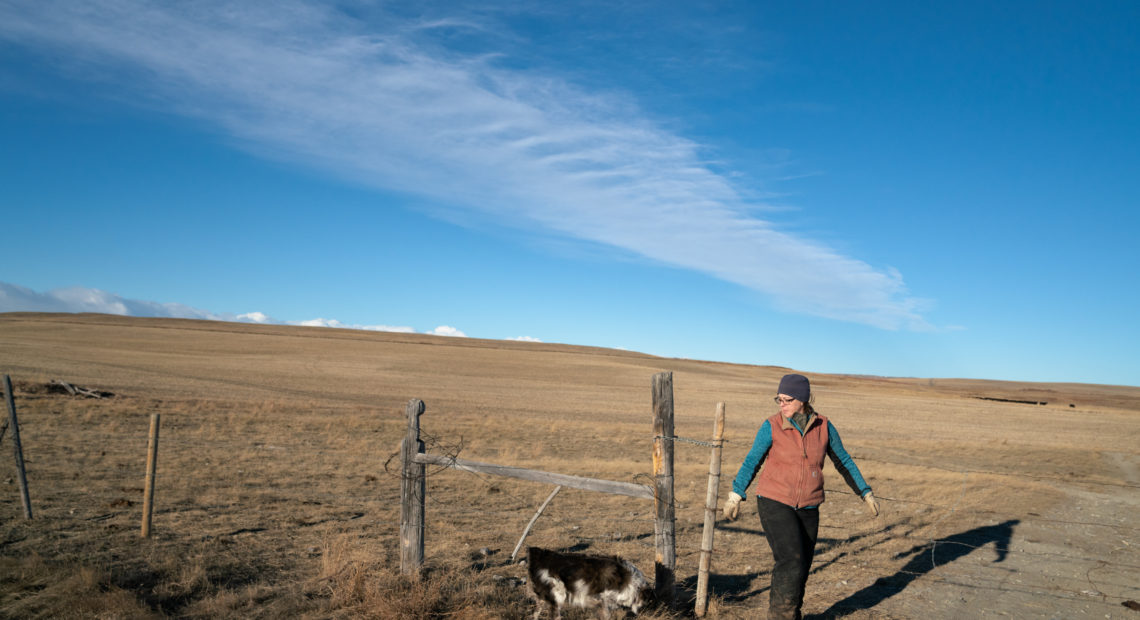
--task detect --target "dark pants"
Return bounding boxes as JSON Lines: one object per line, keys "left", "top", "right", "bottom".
{"left": 758, "top": 496, "right": 820, "bottom": 620}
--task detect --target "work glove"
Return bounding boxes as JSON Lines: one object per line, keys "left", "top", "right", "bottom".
{"left": 723, "top": 491, "right": 743, "bottom": 521}
{"left": 863, "top": 491, "right": 880, "bottom": 517}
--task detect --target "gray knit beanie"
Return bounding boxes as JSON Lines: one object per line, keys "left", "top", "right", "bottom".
{"left": 777, "top": 374, "right": 810, "bottom": 402}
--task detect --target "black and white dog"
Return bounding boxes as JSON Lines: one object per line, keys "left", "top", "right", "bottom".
{"left": 526, "top": 547, "right": 653, "bottom": 619}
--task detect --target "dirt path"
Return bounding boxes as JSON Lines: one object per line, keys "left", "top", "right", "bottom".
{"left": 850, "top": 469, "right": 1140, "bottom": 619}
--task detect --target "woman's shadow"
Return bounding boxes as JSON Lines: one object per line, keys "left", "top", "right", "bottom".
{"left": 811, "top": 519, "right": 1019, "bottom": 618}
{"left": 678, "top": 523, "right": 898, "bottom": 604}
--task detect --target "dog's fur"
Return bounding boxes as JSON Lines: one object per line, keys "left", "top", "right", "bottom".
{"left": 526, "top": 547, "right": 653, "bottom": 619}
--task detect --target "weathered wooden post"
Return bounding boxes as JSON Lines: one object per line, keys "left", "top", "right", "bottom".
{"left": 141, "top": 413, "right": 160, "bottom": 538}
{"left": 3, "top": 375, "right": 32, "bottom": 519}
{"left": 695, "top": 402, "right": 726, "bottom": 617}
{"left": 400, "top": 399, "right": 426, "bottom": 577}
{"left": 651, "top": 372, "right": 675, "bottom": 604}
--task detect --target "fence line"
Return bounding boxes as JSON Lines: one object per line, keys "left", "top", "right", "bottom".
{"left": 133, "top": 430, "right": 1140, "bottom": 567}
{"left": 414, "top": 469, "right": 1140, "bottom": 577}
{"left": 856, "top": 455, "right": 1140, "bottom": 490}
{"left": 419, "top": 491, "right": 1140, "bottom": 612}
{"left": 257, "top": 485, "right": 1140, "bottom": 590}
{"left": 402, "top": 435, "right": 1137, "bottom": 535}
{"left": 406, "top": 454, "right": 1140, "bottom": 543}
{"left": 813, "top": 555, "right": 1139, "bottom": 605}
{"left": 823, "top": 486, "right": 1140, "bottom": 533}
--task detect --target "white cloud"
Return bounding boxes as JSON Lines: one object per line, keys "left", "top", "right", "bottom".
{"left": 509, "top": 336, "right": 542, "bottom": 342}
{"left": 294, "top": 318, "right": 344, "bottom": 328}
{"left": 429, "top": 326, "right": 467, "bottom": 338}
{"left": 0, "top": 281, "right": 218, "bottom": 320}
{"left": 0, "top": 282, "right": 74, "bottom": 314}
{"left": 292, "top": 317, "right": 417, "bottom": 333}
{"left": 0, "top": 1, "right": 930, "bottom": 329}
{"left": 360, "top": 325, "right": 417, "bottom": 334}
{"left": 0, "top": 282, "right": 450, "bottom": 338}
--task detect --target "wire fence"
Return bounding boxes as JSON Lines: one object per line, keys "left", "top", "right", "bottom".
{"left": 5, "top": 380, "right": 1136, "bottom": 614}
{"left": 392, "top": 439, "right": 1140, "bottom": 611}
{"left": 856, "top": 454, "right": 1140, "bottom": 490}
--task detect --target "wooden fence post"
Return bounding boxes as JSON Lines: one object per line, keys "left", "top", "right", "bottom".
{"left": 651, "top": 372, "right": 675, "bottom": 604}
{"left": 141, "top": 413, "right": 160, "bottom": 538}
{"left": 400, "top": 399, "right": 426, "bottom": 577}
{"left": 695, "top": 402, "right": 726, "bottom": 617}
{"left": 3, "top": 375, "right": 32, "bottom": 519}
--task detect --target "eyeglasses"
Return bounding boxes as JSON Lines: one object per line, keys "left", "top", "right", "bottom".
{"left": 774, "top": 396, "right": 797, "bottom": 404}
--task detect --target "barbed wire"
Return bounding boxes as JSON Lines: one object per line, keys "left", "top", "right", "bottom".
{"left": 12, "top": 384, "right": 1137, "bottom": 613}
{"left": 822, "top": 486, "right": 1140, "bottom": 534}
{"left": 815, "top": 554, "right": 1139, "bottom": 605}
{"left": 655, "top": 435, "right": 726, "bottom": 448}
{"left": 397, "top": 436, "right": 1140, "bottom": 534}
{"left": 415, "top": 511, "right": 1139, "bottom": 608}
{"left": 403, "top": 451, "right": 1139, "bottom": 610}
{"left": 377, "top": 423, "right": 1140, "bottom": 616}
{"left": 400, "top": 449, "right": 1140, "bottom": 542}
{"left": 414, "top": 462, "right": 1137, "bottom": 559}
{"left": 926, "top": 469, "right": 968, "bottom": 570}
{"left": 382, "top": 430, "right": 467, "bottom": 480}
{"left": 733, "top": 518, "right": 1140, "bottom": 573}
{"left": 78, "top": 432, "right": 1134, "bottom": 613}
{"left": 856, "top": 455, "right": 1140, "bottom": 490}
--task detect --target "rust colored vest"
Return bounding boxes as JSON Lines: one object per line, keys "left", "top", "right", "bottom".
{"left": 755, "top": 412, "right": 830, "bottom": 508}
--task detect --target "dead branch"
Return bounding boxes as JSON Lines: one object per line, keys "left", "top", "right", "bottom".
{"left": 52, "top": 380, "right": 113, "bottom": 399}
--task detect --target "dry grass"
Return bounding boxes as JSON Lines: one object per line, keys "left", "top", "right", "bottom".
{"left": 1, "top": 312, "right": 1138, "bottom": 618}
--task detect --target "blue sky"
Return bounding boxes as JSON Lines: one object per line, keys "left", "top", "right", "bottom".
{"left": 1, "top": 1, "right": 1137, "bottom": 386}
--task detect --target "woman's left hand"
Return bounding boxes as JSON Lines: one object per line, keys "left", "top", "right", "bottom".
{"left": 863, "top": 491, "right": 880, "bottom": 517}
{"left": 723, "top": 492, "right": 743, "bottom": 521}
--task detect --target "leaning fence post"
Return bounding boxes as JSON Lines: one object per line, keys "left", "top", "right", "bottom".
{"left": 651, "top": 372, "right": 676, "bottom": 605}
{"left": 400, "top": 399, "right": 426, "bottom": 577}
{"left": 511, "top": 485, "right": 562, "bottom": 563}
{"left": 695, "top": 402, "right": 726, "bottom": 617}
{"left": 141, "top": 413, "right": 160, "bottom": 538}
{"left": 4, "top": 375, "right": 32, "bottom": 519}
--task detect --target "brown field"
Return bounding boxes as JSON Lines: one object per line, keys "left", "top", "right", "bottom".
{"left": 1, "top": 312, "right": 1138, "bottom": 619}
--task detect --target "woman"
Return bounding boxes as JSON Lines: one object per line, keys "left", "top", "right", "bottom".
{"left": 723, "top": 373, "right": 879, "bottom": 620}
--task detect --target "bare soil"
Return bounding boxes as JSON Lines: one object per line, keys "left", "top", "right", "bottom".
{"left": 1, "top": 312, "right": 1138, "bottom": 619}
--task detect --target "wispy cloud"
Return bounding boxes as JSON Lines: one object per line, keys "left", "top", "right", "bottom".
{"left": 0, "top": 281, "right": 219, "bottom": 320}
{"left": 295, "top": 317, "right": 418, "bottom": 333}
{"left": 0, "top": 282, "right": 460, "bottom": 337}
{"left": 0, "top": 0, "right": 930, "bottom": 329}
{"left": 428, "top": 326, "right": 467, "bottom": 338}
{"left": 236, "top": 312, "right": 272, "bottom": 324}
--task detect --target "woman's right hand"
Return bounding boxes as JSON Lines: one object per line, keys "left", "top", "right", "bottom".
{"left": 723, "top": 492, "right": 743, "bottom": 521}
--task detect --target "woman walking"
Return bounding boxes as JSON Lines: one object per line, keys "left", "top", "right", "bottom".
{"left": 723, "top": 373, "right": 879, "bottom": 620}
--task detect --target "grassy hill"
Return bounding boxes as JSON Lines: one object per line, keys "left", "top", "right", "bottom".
{"left": 1, "top": 313, "right": 1137, "bottom": 618}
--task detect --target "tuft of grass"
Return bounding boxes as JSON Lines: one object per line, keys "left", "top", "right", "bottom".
{"left": 305, "top": 537, "right": 528, "bottom": 619}
{"left": 0, "top": 556, "right": 158, "bottom": 620}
